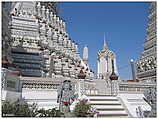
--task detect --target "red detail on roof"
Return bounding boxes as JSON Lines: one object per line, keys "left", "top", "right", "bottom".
{"left": 127, "top": 79, "right": 139, "bottom": 82}
{"left": 10, "top": 71, "right": 21, "bottom": 76}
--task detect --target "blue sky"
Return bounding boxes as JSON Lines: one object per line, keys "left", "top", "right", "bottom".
{"left": 59, "top": 2, "right": 150, "bottom": 80}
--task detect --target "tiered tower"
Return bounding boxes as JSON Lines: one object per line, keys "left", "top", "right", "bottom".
{"left": 97, "top": 40, "right": 118, "bottom": 79}
{"left": 136, "top": 2, "right": 157, "bottom": 82}
{"left": 9, "top": 1, "right": 89, "bottom": 79}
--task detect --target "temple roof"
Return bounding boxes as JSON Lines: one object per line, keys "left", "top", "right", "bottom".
{"left": 98, "top": 35, "right": 115, "bottom": 58}
{"left": 98, "top": 43, "right": 115, "bottom": 58}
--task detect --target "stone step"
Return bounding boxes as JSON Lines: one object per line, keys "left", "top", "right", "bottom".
{"left": 87, "top": 94, "right": 116, "bottom": 97}
{"left": 98, "top": 115, "right": 130, "bottom": 119}
{"left": 92, "top": 105, "right": 124, "bottom": 109}
{"left": 98, "top": 110, "right": 128, "bottom": 115}
{"left": 90, "top": 100, "right": 120, "bottom": 104}
{"left": 88, "top": 96, "right": 117, "bottom": 100}
{"left": 97, "top": 108, "right": 125, "bottom": 111}
{"left": 91, "top": 103, "right": 121, "bottom": 105}
{"left": 87, "top": 94, "right": 129, "bottom": 117}
{"left": 90, "top": 98, "right": 118, "bottom": 101}
{"left": 98, "top": 114, "right": 129, "bottom": 117}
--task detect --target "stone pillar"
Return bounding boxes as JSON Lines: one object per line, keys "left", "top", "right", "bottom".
{"left": 97, "top": 60, "right": 100, "bottom": 78}
{"left": 78, "top": 79, "right": 85, "bottom": 98}
{"left": 114, "top": 57, "right": 118, "bottom": 75}
{"left": 130, "top": 59, "right": 136, "bottom": 80}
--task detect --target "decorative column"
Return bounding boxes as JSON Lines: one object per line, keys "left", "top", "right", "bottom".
{"left": 130, "top": 59, "right": 136, "bottom": 80}
{"left": 97, "top": 59, "right": 100, "bottom": 78}
{"left": 114, "top": 57, "right": 118, "bottom": 75}
{"left": 77, "top": 69, "right": 86, "bottom": 98}
{"left": 109, "top": 59, "right": 118, "bottom": 95}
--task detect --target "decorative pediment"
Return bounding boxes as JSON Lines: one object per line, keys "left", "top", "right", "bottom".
{"left": 98, "top": 48, "right": 115, "bottom": 58}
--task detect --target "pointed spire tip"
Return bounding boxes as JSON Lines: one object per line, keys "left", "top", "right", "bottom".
{"left": 103, "top": 33, "right": 108, "bottom": 49}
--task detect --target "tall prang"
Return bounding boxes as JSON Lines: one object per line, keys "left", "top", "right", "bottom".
{"left": 136, "top": 2, "right": 157, "bottom": 82}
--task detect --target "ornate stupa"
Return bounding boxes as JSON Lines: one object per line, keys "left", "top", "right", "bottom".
{"left": 97, "top": 39, "right": 118, "bottom": 80}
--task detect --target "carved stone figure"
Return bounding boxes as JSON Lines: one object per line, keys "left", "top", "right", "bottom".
{"left": 146, "top": 61, "right": 151, "bottom": 70}
{"left": 148, "top": 57, "right": 156, "bottom": 69}
{"left": 143, "top": 88, "right": 157, "bottom": 117}
{"left": 57, "top": 80, "right": 77, "bottom": 114}
{"left": 136, "top": 88, "right": 157, "bottom": 117}
{"left": 137, "top": 62, "right": 143, "bottom": 72}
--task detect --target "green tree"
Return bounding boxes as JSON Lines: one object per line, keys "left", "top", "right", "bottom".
{"left": 37, "top": 108, "right": 48, "bottom": 117}
{"left": 2, "top": 100, "right": 64, "bottom": 117}
{"left": 2, "top": 101, "right": 14, "bottom": 116}
{"left": 37, "top": 108, "right": 64, "bottom": 117}
{"left": 2, "top": 100, "right": 38, "bottom": 117}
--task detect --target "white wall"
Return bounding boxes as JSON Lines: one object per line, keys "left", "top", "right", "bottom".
{"left": 117, "top": 92, "right": 151, "bottom": 117}
{"left": 2, "top": 90, "right": 21, "bottom": 102}
{"left": 98, "top": 55, "right": 118, "bottom": 78}
{"left": 22, "top": 89, "right": 59, "bottom": 109}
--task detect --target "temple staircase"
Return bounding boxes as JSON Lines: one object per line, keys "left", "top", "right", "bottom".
{"left": 87, "top": 94, "right": 129, "bottom": 117}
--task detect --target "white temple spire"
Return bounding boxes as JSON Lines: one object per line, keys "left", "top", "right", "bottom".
{"left": 103, "top": 33, "right": 108, "bottom": 50}
{"left": 83, "top": 45, "right": 88, "bottom": 65}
